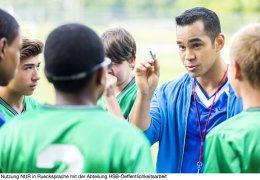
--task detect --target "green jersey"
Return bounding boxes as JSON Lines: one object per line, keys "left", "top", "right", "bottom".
{"left": 0, "top": 105, "right": 154, "bottom": 173}
{"left": 204, "top": 109, "right": 260, "bottom": 173}
{"left": 98, "top": 78, "right": 137, "bottom": 119}
{"left": 0, "top": 96, "right": 41, "bottom": 122}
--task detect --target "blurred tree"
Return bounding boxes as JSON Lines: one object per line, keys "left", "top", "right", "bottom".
{"left": 0, "top": 0, "right": 259, "bottom": 23}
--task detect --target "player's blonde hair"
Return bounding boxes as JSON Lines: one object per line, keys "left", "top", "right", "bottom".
{"left": 230, "top": 23, "right": 260, "bottom": 89}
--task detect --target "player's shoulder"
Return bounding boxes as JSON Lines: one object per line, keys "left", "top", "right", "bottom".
{"left": 24, "top": 96, "right": 41, "bottom": 105}
{"left": 98, "top": 111, "right": 149, "bottom": 143}
{"left": 207, "top": 111, "right": 247, "bottom": 141}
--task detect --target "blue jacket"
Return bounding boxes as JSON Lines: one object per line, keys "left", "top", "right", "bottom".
{"left": 144, "top": 73, "right": 243, "bottom": 173}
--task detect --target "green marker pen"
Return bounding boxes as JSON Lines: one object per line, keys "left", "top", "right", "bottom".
{"left": 149, "top": 50, "right": 155, "bottom": 60}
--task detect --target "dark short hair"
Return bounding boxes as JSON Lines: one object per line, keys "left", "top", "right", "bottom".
{"left": 175, "top": 7, "right": 221, "bottom": 42}
{"left": 101, "top": 28, "right": 136, "bottom": 64}
{"left": 44, "top": 23, "right": 105, "bottom": 93}
{"left": 0, "top": 9, "right": 19, "bottom": 45}
{"left": 20, "top": 38, "right": 43, "bottom": 60}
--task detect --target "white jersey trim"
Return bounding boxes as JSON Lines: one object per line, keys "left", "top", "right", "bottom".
{"left": 195, "top": 80, "right": 229, "bottom": 108}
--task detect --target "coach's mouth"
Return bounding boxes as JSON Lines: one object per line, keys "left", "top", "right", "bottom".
{"left": 186, "top": 65, "right": 199, "bottom": 72}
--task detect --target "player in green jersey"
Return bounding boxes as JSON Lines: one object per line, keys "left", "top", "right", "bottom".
{"left": 0, "top": 23, "right": 154, "bottom": 173}
{"left": 0, "top": 8, "right": 21, "bottom": 86}
{"left": 0, "top": 9, "right": 22, "bottom": 126}
{"left": 0, "top": 38, "right": 43, "bottom": 123}
{"left": 204, "top": 23, "right": 260, "bottom": 173}
{"left": 97, "top": 28, "right": 137, "bottom": 120}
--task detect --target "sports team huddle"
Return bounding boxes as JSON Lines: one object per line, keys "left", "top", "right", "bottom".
{"left": 0, "top": 7, "right": 259, "bottom": 173}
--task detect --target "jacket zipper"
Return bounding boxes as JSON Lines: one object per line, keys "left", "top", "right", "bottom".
{"left": 179, "top": 80, "right": 193, "bottom": 172}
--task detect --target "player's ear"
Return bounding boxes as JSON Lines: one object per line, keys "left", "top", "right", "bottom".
{"left": 234, "top": 61, "right": 242, "bottom": 80}
{"left": 0, "top": 37, "right": 7, "bottom": 61}
{"left": 128, "top": 57, "right": 136, "bottom": 69}
{"left": 95, "top": 68, "right": 106, "bottom": 87}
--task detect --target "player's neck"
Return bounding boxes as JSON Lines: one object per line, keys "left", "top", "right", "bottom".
{"left": 0, "top": 87, "right": 24, "bottom": 112}
{"left": 55, "top": 90, "right": 96, "bottom": 107}
{"left": 115, "top": 74, "right": 134, "bottom": 96}
{"left": 239, "top": 83, "right": 260, "bottom": 110}
{"left": 196, "top": 59, "right": 227, "bottom": 97}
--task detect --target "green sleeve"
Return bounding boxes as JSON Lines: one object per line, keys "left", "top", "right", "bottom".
{"left": 204, "top": 133, "right": 241, "bottom": 173}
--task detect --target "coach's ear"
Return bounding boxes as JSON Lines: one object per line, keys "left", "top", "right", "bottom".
{"left": 215, "top": 33, "right": 225, "bottom": 52}
{"left": 0, "top": 37, "right": 7, "bottom": 61}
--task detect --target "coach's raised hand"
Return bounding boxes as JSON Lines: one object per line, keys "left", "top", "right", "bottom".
{"left": 130, "top": 57, "right": 160, "bottom": 131}
{"left": 134, "top": 57, "right": 160, "bottom": 97}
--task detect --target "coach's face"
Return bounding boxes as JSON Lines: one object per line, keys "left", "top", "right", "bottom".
{"left": 176, "top": 20, "right": 222, "bottom": 78}
{"left": 0, "top": 35, "right": 22, "bottom": 86}
{"left": 8, "top": 55, "right": 41, "bottom": 96}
